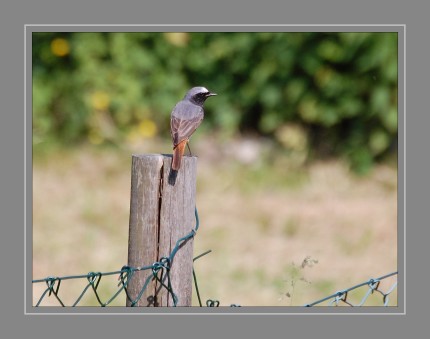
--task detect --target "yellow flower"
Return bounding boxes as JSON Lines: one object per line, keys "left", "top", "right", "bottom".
{"left": 138, "top": 119, "right": 157, "bottom": 138}
{"left": 275, "top": 123, "right": 308, "bottom": 151}
{"left": 51, "top": 38, "right": 70, "bottom": 57}
{"left": 164, "top": 32, "right": 189, "bottom": 47}
{"left": 90, "top": 91, "right": 110, "bottom": 111}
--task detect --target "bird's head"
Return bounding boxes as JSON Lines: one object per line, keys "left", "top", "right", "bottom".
{"left": 185, "top": 86, "right": 217, "bottom": 105}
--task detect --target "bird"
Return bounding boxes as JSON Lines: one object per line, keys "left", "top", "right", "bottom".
{"left": 170, "top": 86, "right": 217, "bottom": 172}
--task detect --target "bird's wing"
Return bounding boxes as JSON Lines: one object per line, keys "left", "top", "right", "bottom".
{"left": 170, "top": 103, "right": 204, "bottom": 147}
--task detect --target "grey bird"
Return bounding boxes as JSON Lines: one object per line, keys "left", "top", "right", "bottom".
{"left": 170, "top": 86, "right": 217, "bottom": 171}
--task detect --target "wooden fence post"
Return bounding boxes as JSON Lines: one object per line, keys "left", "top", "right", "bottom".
{"left": 126, "top": 154, "right": 197, "bottom": 306}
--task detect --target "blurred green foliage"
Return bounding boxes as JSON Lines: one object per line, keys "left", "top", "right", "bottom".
{"left": 32, "top": 32, "right": 397, "bottom": 173}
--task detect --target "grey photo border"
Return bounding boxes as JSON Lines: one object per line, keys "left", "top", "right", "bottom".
{"left": 25, "top": 24, "right": 404, "bottom": 315}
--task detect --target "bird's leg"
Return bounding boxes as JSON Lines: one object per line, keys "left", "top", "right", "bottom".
{"left": 186, "top": 142, "right": 193, "bottom": 156}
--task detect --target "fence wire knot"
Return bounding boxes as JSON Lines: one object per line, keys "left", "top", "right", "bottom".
{"left": 152, "top": 257, "right": 171, "bottom": 275}
{"left": 206, "top": 299, "right": 220, "bottom": 307}
{"left": 87, "top": 272, "right": 101, "bottom": 286}
{"left": 46, "top": 277, "right": 59, "bottom": 296}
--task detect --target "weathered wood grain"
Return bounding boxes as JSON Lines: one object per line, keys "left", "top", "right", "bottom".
{"left": 127, "top": 154, "right": 196, "bottom": 306}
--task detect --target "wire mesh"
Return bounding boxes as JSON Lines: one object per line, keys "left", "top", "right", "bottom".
{"left": 33, "top": 207, "right": 397, "bottom": 308}
{"left": 304, "top": 271, "right": 398, "bottom": 307}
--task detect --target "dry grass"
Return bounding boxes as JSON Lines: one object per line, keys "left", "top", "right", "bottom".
{"left": 32, "top": 139, "right": 398, "bottom": 307}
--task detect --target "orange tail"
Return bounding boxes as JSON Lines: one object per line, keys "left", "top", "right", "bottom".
{"left": 172, "top": 139, "right": 187, "bottom": 170}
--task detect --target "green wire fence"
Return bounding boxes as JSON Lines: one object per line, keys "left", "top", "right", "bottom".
{"left": 33, "top": 207, "right": 397, "bottom": 307}
{"left": 304, "top": 271, "right": 398, "bottom": 307}
{"left": 33, "top": 207, "right": 239, "bottom": 307}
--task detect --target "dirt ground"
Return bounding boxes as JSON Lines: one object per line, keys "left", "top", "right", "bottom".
{"left": 32, "top": 139, "right": 398, "bottom": 307}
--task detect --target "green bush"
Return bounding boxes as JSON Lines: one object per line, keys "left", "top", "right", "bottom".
{"left": 32, "top": 32, "right": 398, "bottom": 172}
